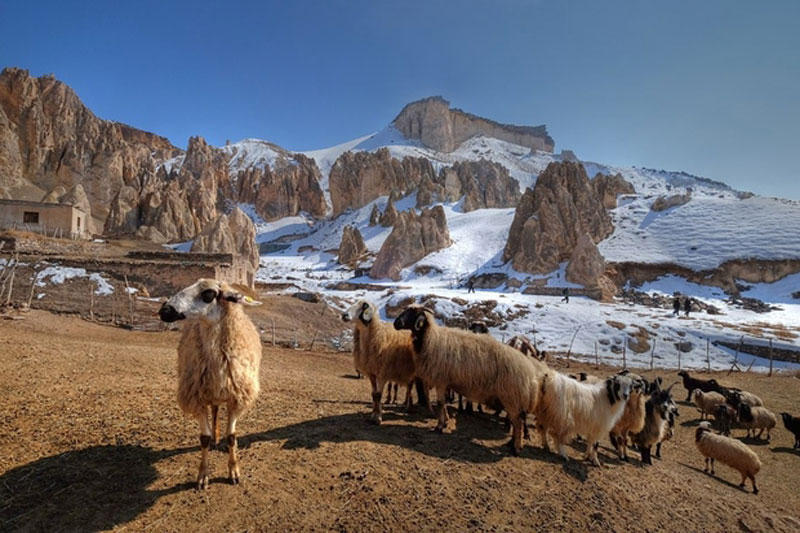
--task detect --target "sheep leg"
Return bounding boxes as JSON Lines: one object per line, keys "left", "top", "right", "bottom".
{"left": 434, "top": 386, "right": 449, "bottom": 432}
{"left": 538, "top": 425, "right": 551, "bottom": 452}
{"left": 403, "top": 383, "right": 413, "bottom": 411}
{"left": 372, "top": 377, "right": 386, "bottom": 425}
{"left": 749, "top": 474, "right": 759, "bottom": 495}
{"left": 640, "top": 445, "right": 652, "bottom": 466}
{"left": 196, "top": 411, "right": 212, "bottom": 490}
{"left": 709, "top": 458, "right": 715, "bottom": 475}
{"left": 508, "top": 414, "right": 523, "bottom": 456}
{"left": 655, "top": 442, "right": 662, "bottom": 459}
{"left": 458, "top": 394, "right": 464, "bottom": 412}
{"left": 226, "top": 403, "right": 243, "bottom": 485}
{"left": 585, "top": 440, "right": 601, "bottom": 467}
{"left": 211, "top": 405, "right": 220, "bottom": 447}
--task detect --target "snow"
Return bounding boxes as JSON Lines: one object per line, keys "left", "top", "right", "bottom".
{"left": 35, "top": 265, "right": 115, "bottom": 295}
{"left": 222, "top": 139, "right": 290, "bottom": 174}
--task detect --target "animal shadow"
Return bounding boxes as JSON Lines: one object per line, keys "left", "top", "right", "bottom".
{"left": 772, "top": 446, "right": 800, "bottom": 456}
{"left": 679, "top": 462, "right": 750, "bottom": 493}
{"left": 0, "top": 444, "right": 195, "bottom": 532}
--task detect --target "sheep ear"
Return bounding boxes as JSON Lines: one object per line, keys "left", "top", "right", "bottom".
{"left": 221, "top": 291, "right": 262, "bottom": 306}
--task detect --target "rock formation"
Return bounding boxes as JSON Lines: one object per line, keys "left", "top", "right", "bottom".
{"left": 593, "top": 173, "right": 635, "bottom": 209}
{"left": 379, "top": 199, "right": 399, "bottom": 227}
{"left": 328, "top": 149, "right": 435, "bottom": 216}
{"left": 392, "top": 96, "right": 554, "bottom": 153}
{"left": 191, "top": 207, "right": 259, "bottom": 282}
{"left": 450, "top": 160, "right": 521, "bottom": 212}
{"left": 503, "top": 161, "right": 613, "bottom": 274}
{"left": 565, "top": 233, "right": 606, "bottom": 287}
{"left": 0, "top": 67, "right": 180, "bottom": 220}
{"left": 370, "top": 206, "right": 452, "bottom": 280}
{"left": 337, "top": 225, "right": 367, "bottom": 266}
{"left": 369, "top": 204, "right": 380, "bottom": 226}
{"left": 652, "top": 191, "right": 691, "bottom": 211}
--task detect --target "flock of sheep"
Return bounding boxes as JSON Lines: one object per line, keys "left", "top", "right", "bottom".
{"left": 156, "top": 280, "right": 800, "bottom": 495}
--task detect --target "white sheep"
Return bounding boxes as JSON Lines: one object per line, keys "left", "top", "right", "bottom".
{"left": 159, "top": 279, "right": 262, "bottom": 489}
{"left": 695, "top": 422, "right": 761, "bottom": 494}
{"left": 536, "top": 372, "right": 636, "bottom": 466}
{"left": 342, "top": 300, "right": 418, "bottom": 425}
{"left": 737, "top": 404, "right": 777, "bottom": 441}
{"left": 692, "top": 389, "right": 727, "bottom": 420}
{"left": 393, "top": 306, "right": 546, "bottom": 455}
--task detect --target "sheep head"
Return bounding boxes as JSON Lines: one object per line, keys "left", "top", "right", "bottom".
{"left": 393, "top": 306, "right": 434, "bottom": 336}
{"left": 341, "top": 300, "right": 377, "bottom": 324}
{"left": 158, "top": 279, "right": 262, "bottom": 323}
{"left": 696, "top": 421, "right": 713, "bottom": 441}
{"left": 738, "top": 403, "right": 754, "bottom": 422}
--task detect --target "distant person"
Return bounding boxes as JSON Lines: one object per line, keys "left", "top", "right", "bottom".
{"left": 561, "top": 287, "right": 570, "bottom": 303}
{"left": 673, "top": 297, "right": 681, "bottom": 316}
{"left": 467, "top": 279, "right": 475, "bottom": 294}
{"left": 684, "top": 298, "right": 692, "bottom": 317}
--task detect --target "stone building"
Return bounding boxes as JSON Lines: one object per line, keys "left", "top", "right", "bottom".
{"left": 0, "top": 199, "right": 91, "bottom": 239}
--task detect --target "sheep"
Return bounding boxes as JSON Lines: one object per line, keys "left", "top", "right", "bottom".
{"left": 608, "top": 374, "right": 649, "bottom": 461}
{"left": 692, "top": 389, "right": 727, "bottom": 420}
{"left": 468, "top": 321, "right": 489, "bottom": 334}
{"left": 158, "top": 279, "right": 262, "bottom": 489}
{"left": 632, "top": 388, "right": 675, "bottom": 465}
{"left": 342, "top": 300, "right": 418, "bottom": 425}
{"left": 695, "top": 422, "right": 761, "bottom": 494}
{"left": 507, "top": 334, "right": 544, "bottom": 361}
{"left": 677, "top": 371, "right": 724, "bottom": 402}
{"left": 393, "top": 306, "right": 546, "bottom": 455}
{"left": 724, "top": 389, "right": 764, "bottom": 409}
{"left": 459, "top": 321, "right": 492, "bottom": 414}
{"left": 781, "top": 413, "right": 800, "bottom": 448}
{"left": 737, "top": 404, "right": 777, "bottom": 441}
{"left": 536, "top": 371, "right": 637, "bottom": 466}
{"left": 712, "top": 404, "right": 738, "bottom": 436}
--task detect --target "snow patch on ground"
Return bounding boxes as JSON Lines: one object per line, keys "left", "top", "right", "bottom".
{"left": 35, "top": 266, "right": 115, "bottom": 295}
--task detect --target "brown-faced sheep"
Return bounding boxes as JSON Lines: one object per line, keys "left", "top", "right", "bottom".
{"left": 159, "top": 279, "right": 262, "bottom": 489}
{"left": 342, "top": 300, "right": 417, "bottom": 425}
{"left": 737, "top": 404, "right": 777, "bottom": 441}
{"left": 692, "top": 389, "right": 727, "bottom": 420}
{"left": 393, "top": 306, "right": 546, "bottom": 455}
{"left": 695, "top": 422, "right": 761, "bottom": 494}
{"left": 536, "top": 372, "right": 637, "bottom": 466}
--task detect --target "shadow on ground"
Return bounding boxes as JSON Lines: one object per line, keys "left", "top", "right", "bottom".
{"left": 0, "top": 444, "right": 194, "bottom": 532}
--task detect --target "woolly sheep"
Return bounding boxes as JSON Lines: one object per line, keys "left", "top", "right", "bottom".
{"left": 692, "top": 389, "right": 727, "bottom": 420}
{"left": 725, "top": 389, "right": 764, "bottom": 409}
{"left": 536, "top": 372, "right": 637, "bottom": 466}
{"left": 737, "top": 404, "right": 777, "bottom": 441}
{"left": 159, "top": 279, "right": 262, "bottom": 489}
{"left": 780, "top": 413, "right": 800, "bottom": 449}
{"left": 393, "top": 306, "right": 546, "bottom": 455}
{"left": 342, "top": 300, "right": 418, "bottom": 425}
{"left": 677, "top": 371, "right": 723, "bottom": 402}
{"left": 695, "top": 422, "right": 761, "bottom": 494}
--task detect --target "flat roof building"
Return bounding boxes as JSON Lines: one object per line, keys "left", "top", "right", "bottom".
{"left": 0, "top": 199, "right": 91, "bottom": 239}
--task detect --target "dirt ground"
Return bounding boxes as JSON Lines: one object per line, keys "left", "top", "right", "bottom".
{"left": 1, "top": 311, "right": 799, "bottom": 533}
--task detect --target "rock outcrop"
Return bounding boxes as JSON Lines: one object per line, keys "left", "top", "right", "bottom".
{"left": 652, "top": 191, "right": 691, "bottom": 211}
{"left": 0, "top": 68, "right": 180, "bottom": 220}
{"left": 503, "top": 162, "right": 613, "bottom": 274}
{"left": 393, "top": 96, "right": 554, "bottom": 153}
{"left": 379, "top": 199, "right": 399, "bottom": 227}
{"left": 593, "top": 173, "right": 635, "bottom": 209}
{"left": 370, "top": 206, "right": 452, "bottom": 280}
{"left": 328, "top": 149, "right": 435, "bottom": 216}
{"left": 191, "top": 207, "right": 259, "bottom": 282}
{"left": 450, "top": 160, "right": 521, "bottom": 212}
{"left": 337, "top": 226, "right": 367, "bottom": 266}
{"left": 565, "top": 232, "right": 616, "bottom": 300}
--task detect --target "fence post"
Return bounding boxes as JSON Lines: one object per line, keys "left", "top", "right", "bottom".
{"left": 650, "top": 339, "right": 656, "bottom": 371}
{"left": 271, "top": 318, "right": 276, "bottom": 347}
{"left": 678, "top": 345, "right": 681, "bottom": 371}
{"left": 768, "top": 339, "right": 773, "bottom": 377}
{"left": 594, "top": 341, "right": 599, "bottom": 369}
{"left": 706, "top": 338, "right": 710, "bottom": 373}
{"left": 622, "top": 344, "right": 626, "bottom": 369}
{"left": 89, "top": 281, "right": 95, "bottom": 321}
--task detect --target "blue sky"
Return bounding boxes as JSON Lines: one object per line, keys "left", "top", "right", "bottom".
{"left": 1, "top": 0, "right": 798, "bottom": 199}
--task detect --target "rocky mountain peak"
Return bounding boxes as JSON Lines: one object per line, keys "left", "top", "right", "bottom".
{"left": 392, "top": 96, "right": 554, "bottom": 153}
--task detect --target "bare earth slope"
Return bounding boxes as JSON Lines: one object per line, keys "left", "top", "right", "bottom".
{"left": 1, "top": 311, "right": 799, "bottom": 532}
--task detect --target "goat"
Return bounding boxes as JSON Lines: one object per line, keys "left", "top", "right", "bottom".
{"left": 780, "top": 413, "right": 800, "bottom": 448}
{"left": 677, "top": 371, "right": 723, "bottom": 402}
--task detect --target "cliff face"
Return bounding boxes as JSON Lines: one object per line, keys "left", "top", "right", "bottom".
{"left": 393, "top": 96, "right": 554, "bottom": 153}
{"left": 1, "top": 68, "right": 326, "bottom": 243}
{"left": 0, "top": 67, "right": 180, "bottom": 220}
{"left": 503, "top": 161, "right": 613, "bottom": 274}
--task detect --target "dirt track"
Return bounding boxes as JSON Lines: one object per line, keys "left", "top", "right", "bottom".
{"left": 1, "top": 311, "right": 800, "bottom": 532}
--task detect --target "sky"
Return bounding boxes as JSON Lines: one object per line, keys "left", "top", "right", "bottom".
{"left": 1, "top": 0, "right": 799, "bottom": 199}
